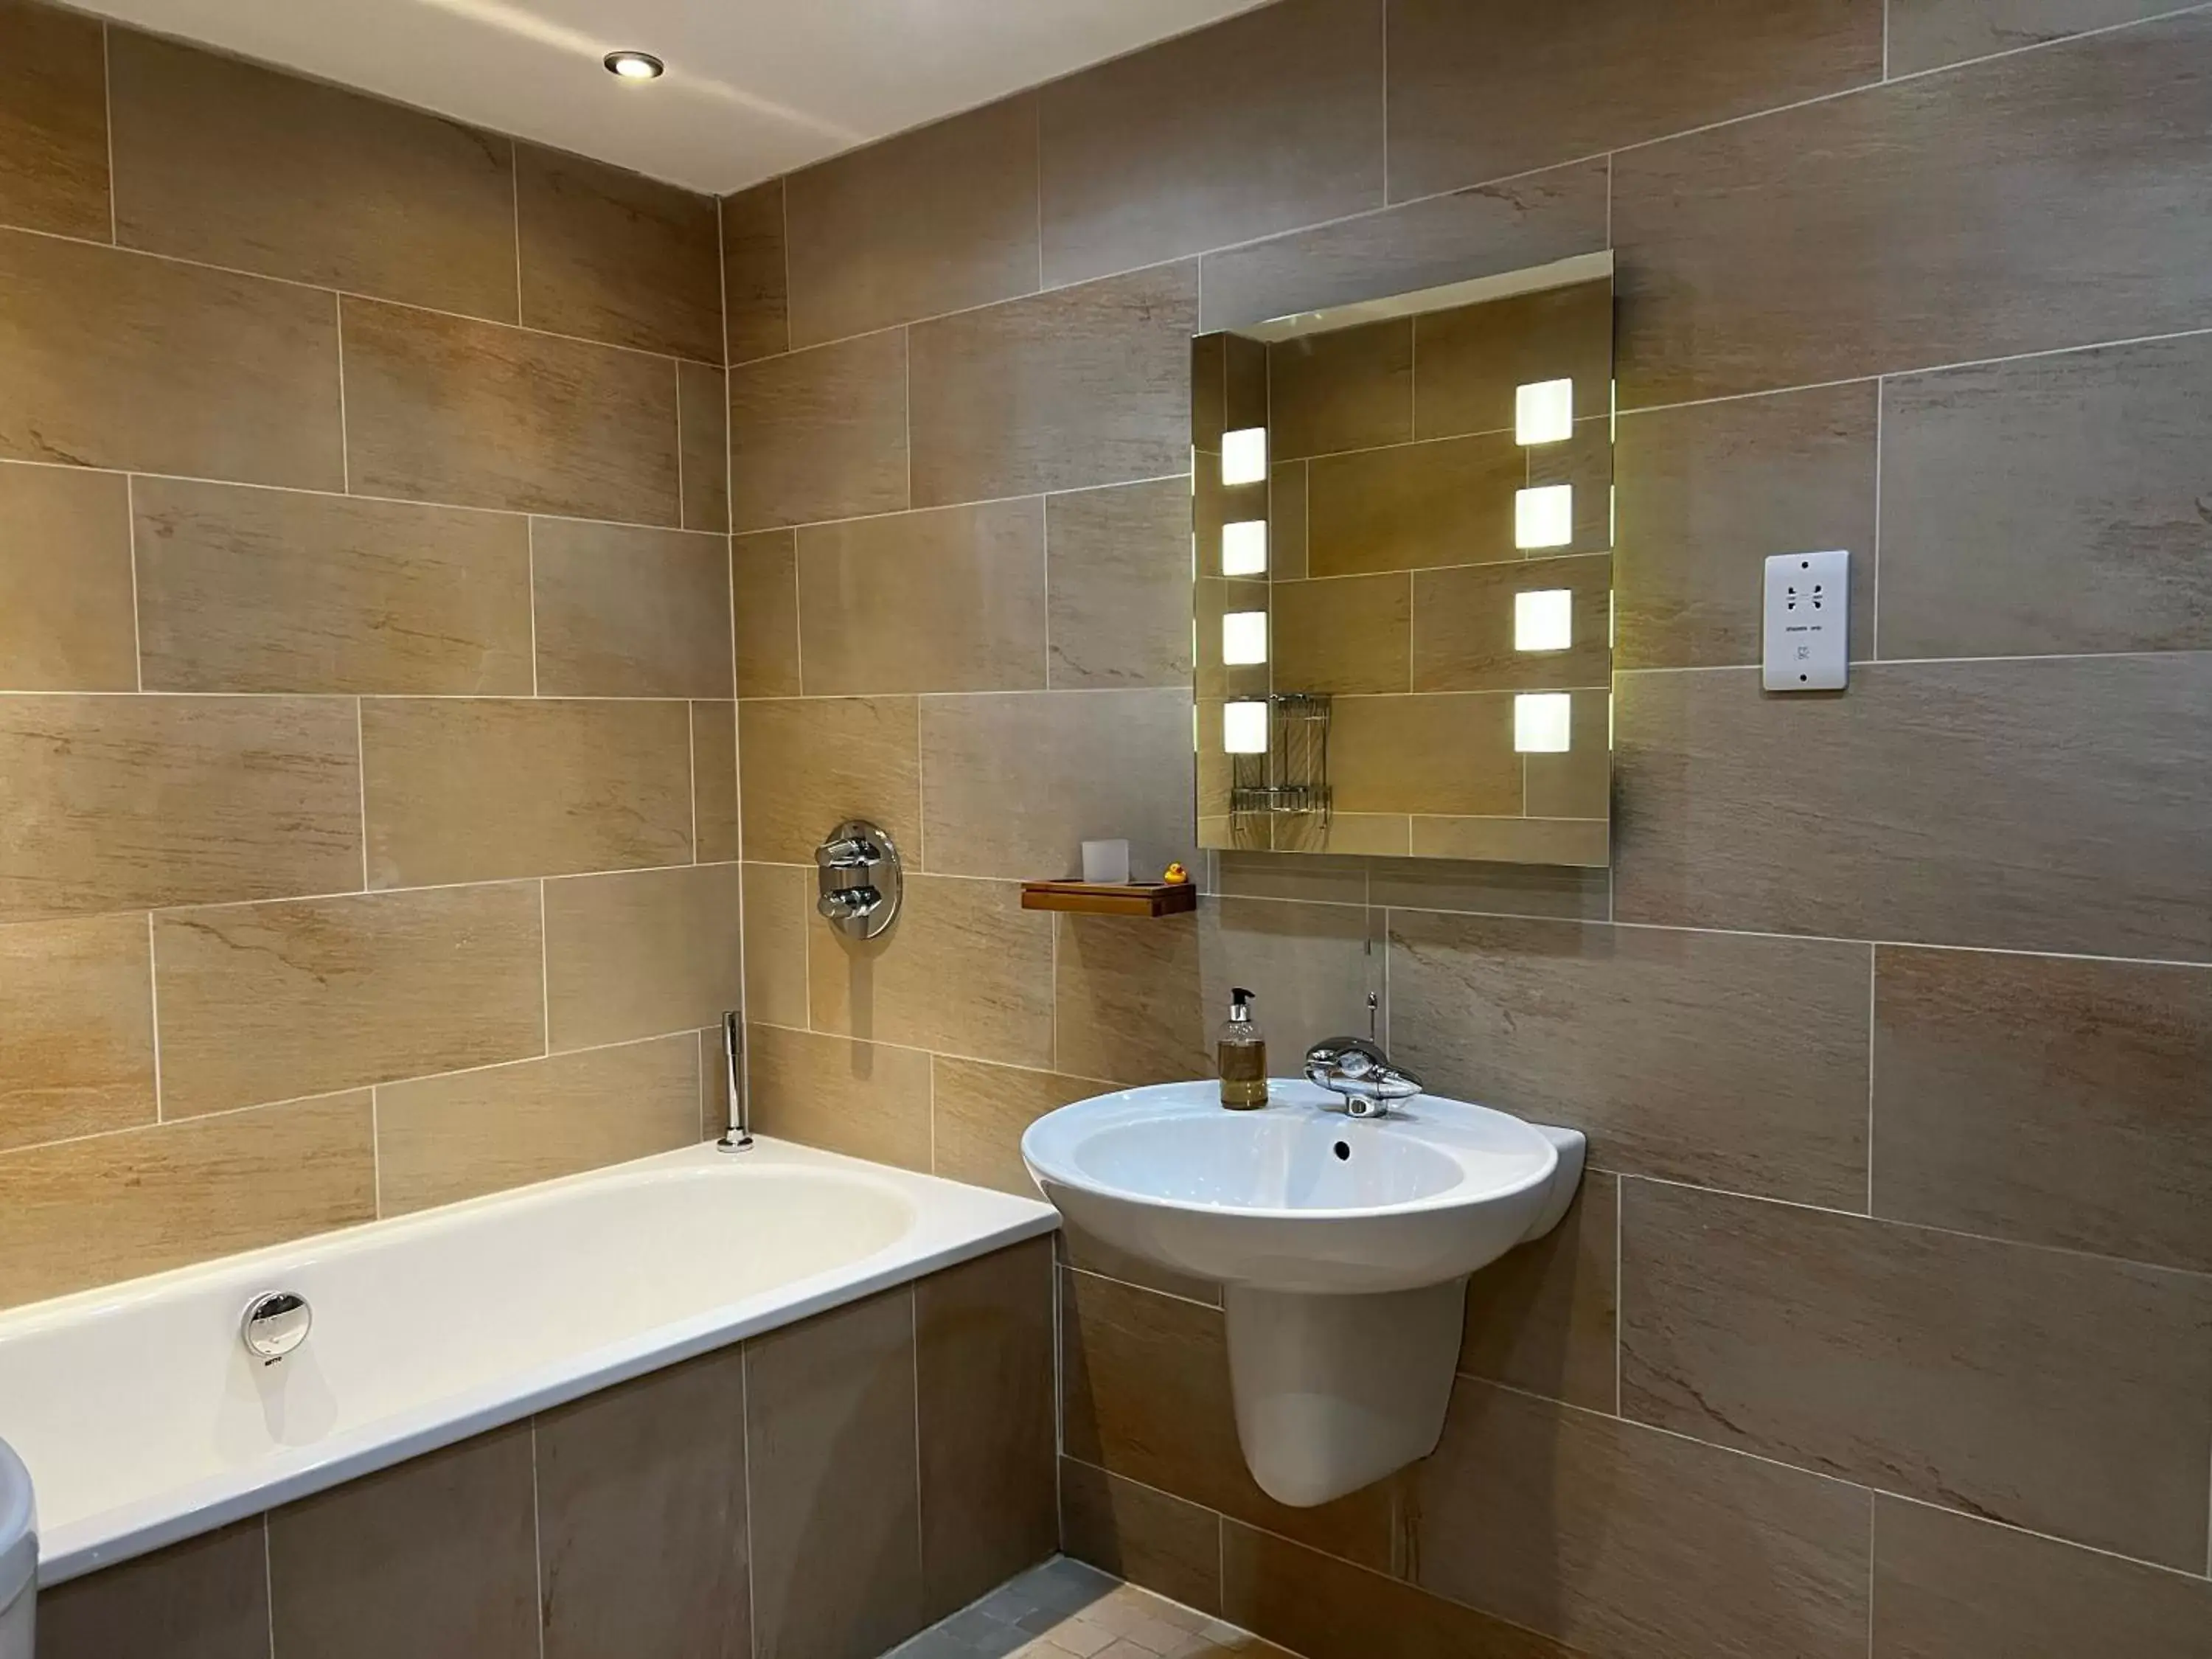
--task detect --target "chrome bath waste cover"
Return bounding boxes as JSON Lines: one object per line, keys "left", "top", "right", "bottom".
{"left": 240, "top": 1291, "right": 312, "bottom": 1366}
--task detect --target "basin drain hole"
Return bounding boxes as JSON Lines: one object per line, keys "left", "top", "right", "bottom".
{"left": 1333, "top": 1141, "right": 1351, "bottom": 1161}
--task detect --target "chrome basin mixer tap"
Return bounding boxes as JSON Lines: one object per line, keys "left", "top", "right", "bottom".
{"left": 1304, "top": 993, "right": 1424, "bottom": 1117}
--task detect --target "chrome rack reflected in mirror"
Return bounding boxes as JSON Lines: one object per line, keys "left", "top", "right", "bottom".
{"left": 815, "top": 819, "right": 902, "bottom": 939}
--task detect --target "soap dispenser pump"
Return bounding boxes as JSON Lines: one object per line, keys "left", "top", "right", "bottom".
{"left": 1217, "top": 987, "right": 1267, "bottom": 1110}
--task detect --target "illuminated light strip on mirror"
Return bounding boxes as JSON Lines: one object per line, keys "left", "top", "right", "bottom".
{"left": 1223, "top": 700, "right": 1269, "bottom": 754}
{"left": 1513, "top": 692, "right": 1573, "bottom": 754}
{"left": 1515, "top": 378, "right": 1573, "bottom": 445}
{"left": 1222, "top": 611, "right": 1268, "bottom": 665}
{"left": 1221, "top": 428, "right": 1268, "bottom": 486}
{"left": 1514, "top": 589, "right": 1573, "bottom": 652}
{"left": 1221, "top": 519, "right": 1267, "bottom": 575}
{"left": 1514, "top": 484, "right": 1574, "bottom": 550}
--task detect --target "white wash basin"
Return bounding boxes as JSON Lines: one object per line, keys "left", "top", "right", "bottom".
{"left": 0, "top": 1437, "right": 30, "bottom": 1659}
{"left": 1024, "top": 1079, "right": 1584, "bottom": 1507}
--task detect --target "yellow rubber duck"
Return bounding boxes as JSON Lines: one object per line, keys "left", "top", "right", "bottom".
{"left": 1161, "top": 862, "right": 1191, "bottom": 885}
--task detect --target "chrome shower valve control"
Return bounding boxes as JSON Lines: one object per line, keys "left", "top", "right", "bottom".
{"left": 815, "top": 820, "right": 902, "bottom": 939}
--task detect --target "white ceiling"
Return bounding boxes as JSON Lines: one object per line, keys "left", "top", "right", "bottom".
{"left": 80, "top": 0, "right": 1273, "bottom": 194}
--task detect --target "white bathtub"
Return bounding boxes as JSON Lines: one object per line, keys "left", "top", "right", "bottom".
{"left": 0, "top": 1138, "right": 1056, "bottom": 1584}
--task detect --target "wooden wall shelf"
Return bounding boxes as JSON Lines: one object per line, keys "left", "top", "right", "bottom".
{"left": 1020, "top": 880, "right": 1199, "bottom": 918}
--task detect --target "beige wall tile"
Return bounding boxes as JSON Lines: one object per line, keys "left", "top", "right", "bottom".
{"left": 0, "top": 912, "right": 155, "bottom": 1152}
{"left": 1366, "top": 855, "right": 1608, "bottom": 920}
{"left": 1046, "top": 478, "right": 1192, "bottom": 690}
{"left": 1888, "top": 0, "right": 2177, "bottom": 74}
{"left": 1621, "top": 1178, "right": 2212, "bottom": 1567}
{"left": 531, "top": 518, "right": 734, "bottom": 698}
{"left": 1417, "top": 1377, "right": 1870, "bottom": 1659}
{"left": 536, "top": 1346, "right": 750, "bottom": 1659}
{"left": 341, "top": 297, "right": 680, "bottom": 524}
{"left": 1614, "top": 382, "right": 1876, "bottom": 669}
{"left": 917, "top": 1239, "right": 1058, "bottom": 1615}
{"left": 1038, "top": 0, "right": 1382, "bottom": 285}
{"left": 1199, "top": 157, "right": 1609, "bottom": 332}
{"left": 543, "top": 863, "right": 744, "bottom": 1051}
{"left": 740, "top": 861, "right": 811, "bottom": 1031}
{"left": 677, "top": 359, "right": 729, "bottom": 532}
{"left": 0, "top": 0, "right": 108, "bottom": 239}
{"left": 1269, "top": 321, "right": 1411, "bottom": 460}
{"left": 1307, "top": 430, "right": 1522, "bottom": 577}
{"left": 918, "top": 688, "right": 1193, "bottom": 879}
{"left": 1061, "top": 1267, "right": 1406, "bottom": 1571}
{"left": 731, "top": 528, "right": 802, "bottom": 698}
{"left": 746, "top": 1289, "right": 924, "bottom": 1659}
{"left": 720, "top": 178, "right": 789, "bottom": 365}
{"left": 1330, "top": 693, "right": 1522, "bottom": 817}
{"left": 1613, "top": 657, "right": 2212, "bottom": 961}
{"left": 1873, "top": 946, "right": 2212, "bottom": 1272}
{"left": 810, "top": 874, "right": 1054, "bottom": 1067}
{"left": 153, "top": 883, "right": 543, "bottom": 1117}
{"left": 515, "top": 143, "right": 722, "bottom": 359}
{"left": 1055, "top": 911, "right": 1208, "bottom": 1086}
{"left": 0, "top": 1093, "right": 375, "bottom": 1309}
{"left": 269, "top": 1425, "right": 538, "bottom": 1659}
{"left": 1273, "top": 573, "right": 1411, "bottom": 695}
{"left": 37, "top": 1518, "right": 268, "bottom": 1659}
{"left": 1880, "top": 333, "right": 2212, "bottom": 658}
{"left": 728, "top": 328, "right": 909, "bottom": 530}
{"left": 1612, "top": 15, "right": 2212, "bottom": 406}
{"left": 1387, "top": 0, "right": 1881, "bottom": 201}
{"left": 1212, "top": 852, "right": 1367, "bottom": 906}
{"left": 1872, "top": 1493, "right": 2212, "bottom": 1659}
{"left": 109, "top": 31, "right": 516, "bottom": 319}
{"left": 1197, "top": 898, "right": 1374, "bottom": 1068}
{"left": 1520, "top": 689, "right": 1611, "bottom": 823}
{"left": 1060, "top": 1458, "right": 1222, "bottom": 1616}
{"left": 0, "top": 462, "right": 136, "bottom": 690}
{"left": 1412, "top": 279, "right": 1613, "bottom": 444}
{"left": 737, "top": 695, "right": 919, "bottom": 864}
{"left": 1411, "top": 553, "right": 1613, "bottom": 693}
{"left": 135, "top": 477, "right": 532, "bottom": 694}
{"left": 909, "top": 263, "right": 1195, "bottom": 506}
{"left": 0, "top": 694, "right": 360, "bottom": 922}
{"left": 691, "top": 700, "right": 740, "bottom": 863}
{"left": 1408, "top": 815, "right": 1606, "bottom": 866}
{"left": 797, "top": 498, "right": 1047, "bottom": 694}
{"left": 376, "top": 1034, "right": 700, "bottom": 1214}
{"left": 1391, "top": 914, "right": 1870, "bottom": 1207}
{"left": 1062, "top": 1221, "right": 1220, "bottom": 1308}
{"left": 931, "top": 1056, "right": 1097, "bottom": 1197}
{"left": 1459, "top": 1170, "right": 1618, "bottom": 1412}
{"left": 748, "top": 1022, "right": 931, "bottom": 1170}
{"left": 362, "top": 697, "right": 692, "bottom": 886}
{"left": 786, "top": 94, "right": 1041, "bottom": 345}
{"left": 0, "top": 229, "right": 343, "bottom": 488}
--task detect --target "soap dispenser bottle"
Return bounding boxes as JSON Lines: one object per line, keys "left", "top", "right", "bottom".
{"left": 1217, "top": 987, "right": 1267, "bottom": 1110}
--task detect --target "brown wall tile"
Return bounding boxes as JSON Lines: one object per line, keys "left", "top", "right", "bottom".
{"left": 1329, "top": 693, "right": 1522, "bottom": 816}
{"left": 1038, "top": 0, "right": 1383, "bottom": 285}
{"left": 153, "top": 883, "right": 544, "bottom": 1117}
{"left": 270, "top": 1425, "right": 539, "bottom": 1659}
{"left": 1055, "top": 911, "right": 1208, "bottom": 1086}
{"left": 1612, "top": 16, "right": 2212, "bottom": 406}
{"left": 1879, "top": 333, "right": 2212, "bottom": 658}
{"left": 1366, "top": 855, "right": 1608, "bottom": 920}
{"left": 1211, "top": 851, "right": 1367, "bottom": 906}
{"left": 740, "top": 862, "right": 810, "bottom": 1030}
{"left": 378, "top": 1034, "right": 700, "bottom": 1214}
{"left": 1391, "top": 914, "right": 1871, "bottom": 1208}
{"left": 797, "top": 499, "right": 1047, "bottom": 694}
{"left": 1459, "top": 1170, "right": 1619, "bottom": 1412}
{"left": 1873, "top": 946, "right": 2212, "bottom": 1272}
{"left": 731, "top": 528, "right": 802, "bottom": 697}
{"left": 1413, "top": 279, "right": 1613, "bottom": 444}
{"left": 737, "top": 695, "right": 919, "bottom": 864}
{"left": 135, "top": 477, "right": 532, "bottom": 694}
{"left": 917, "top": 1239, "right": 1058, "bottom": 1615}
{"left": 0, "top": 462, "right": 136, "bottom": 691}
{"left": 810, "top": 874, "right": 1054, "bottom": 1067}
{"left": 1417, "top": 1378, "right": 1870, "bottom": 1659}
{"left": 531, "top": 518, "right": 734, "bottom": 697}
{"left": 1046, "top": 478, "right": 1193, "bottom": 689}
{"left": 1060, "top": 1458, "right": 1222, "bottom": 1616}
{"left": 543, "top": 862, "right": 744, "bottom": 1051}
{"left": 745, "top": 1290, "right": 925, "bottom": 1659}
{"left": 1621, "top": 1178, "right": 2212, "bottom": 1567}
{"left": 342, "top": 297, "right": 680, "bottom": 523}
{"left": 1614, "top": 383, "right": 1876, "bottom": 669}
{"left": 785, "top": 95, "right": 1040, "bottom": 345}
{"left": 1197, "top": 897, "right": 1374, "bottom": 1068}
{"left": 362, "top": 697, "right": 693, "bottom": 886}
{"left": 1613, "top": 656, "right": 2212, "bottom": 961}
{"left": 0, "top": 912, "right": 154, "bottom": 1151}
{"left": 0, "top": 1093, "right": 375, "bottom": 1308}
{"left": 0, "top": 693, "right": 360, "bottom": 922}
{"left": 516, "top": 143, "right": 722, "bottom": 359}
{"left": 1062, "top": 1222, "right": 1220, "bottom": 1309}
{"left": 1410, "top": 554, "right": 1613, "bottom": 692}
{"left": 537, "top": 1346, "right": 751, "bottom": 1659}
{"left": 0, "top": 0, "right": 108, "bottom": 239}
{"left": 931, "top": 1056, "right": 1096, "bottom": 1197}
{"left": 909, "top": 263, "right": 1194, "bottom": 506}
{"left": 1274, "top": 573, "right": 1411, "bottom": 695}
{"left": 692, "top": 700, "right": 741, "bottom": 863}
{"left": 728, "top": 328, "right": 908, "bottom": 529}
{"left": 0, "top": 229, "right": 343, "bottom": 487}
{"left": 747, "top": 1023, "right": 931, "bottom": 1170}
{"left": 720, "top": 178, "right": 789, "bottom": 365}
{"left": 678, "top": 359, "right": 731, "bottom": 532}
{"left": 1888, "top": 0, "right": 2180, "bottom": 74}
{"left": 1270, "top": 321, "right": 1411, "bottom": 460}
{"left": 1388, "top": 0, "right": 1880, "bottom": 202}
{"left": 110, "top": 32, "right": 516, "bottom": 319}
{"left": 37, "top": 1518, "right": 270, "bottom": 1659}
{"left": 1872, "top": 1493, "right": 2212, "bottom": 1659}
{"left": 1307, "top": 430, "right": 1522, "bottom": 576}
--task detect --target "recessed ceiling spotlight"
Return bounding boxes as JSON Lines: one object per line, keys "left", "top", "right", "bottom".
{"left": 603, "top": 50, "right": 664, "bottom": 80}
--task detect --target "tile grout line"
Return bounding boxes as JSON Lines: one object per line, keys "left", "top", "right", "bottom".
{"left": 537, "top": 880, "right": 552, "bottom": 1054}
{"left": 1871, "top": 378, "right": 1884, "bottom": 659}
{"left": 525, "top": 519, "right": 540, "bottom": 695}
{"left": 909, "top": 1286, "right": 927, "bottom": 1596}
{"left": 261, "top": 1514, "right": 276, "bottom": 1659}
{"left": 124, "top": 473, "right": 143, "bottom": 691}
{"left": 333, "top": 293, "right": 350, "bottom": 495}
{"left": 369, "top": 1085, "right": 382, "bottom": 1218}
{"left": 686, "top": 700, "right": 699, "bottom": 863}
{"left": 1614, "top": 1170, "right": 1625, "bottom": 1413}
{"left": 100, "top": 22, "right": 116, "bottom": 243}
{"left": 1865, "top": 944, "right": 1878, "bottom": 1214}
{"left": 672, "top": 358, "right": 687, "bottom": 529}
{"left": 1867, "top": 1495, "right": 1877, "bottom": 1658}
{"left": 509, "top": 138, "right": 524, "bottom": 324}
{"left": 352, "top": 698, "right": 368, "bottom": 890}
{"left": 740, "top": 1345, "right": 760, "bottom": 1659}
{"left": 528, "top": 1419, "right": 547, "bottom": 1659}
{"left": 145, "top": 911, "right": 164, "bottom": 1122}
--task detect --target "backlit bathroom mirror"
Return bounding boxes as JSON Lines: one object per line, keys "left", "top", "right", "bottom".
{"left": 1192, "top": 251, "right": 1614, "bottom": 866}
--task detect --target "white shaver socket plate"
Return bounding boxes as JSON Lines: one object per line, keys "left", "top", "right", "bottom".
{"left": 1763, "top": 549, "right": 1850, "bottom": 692}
